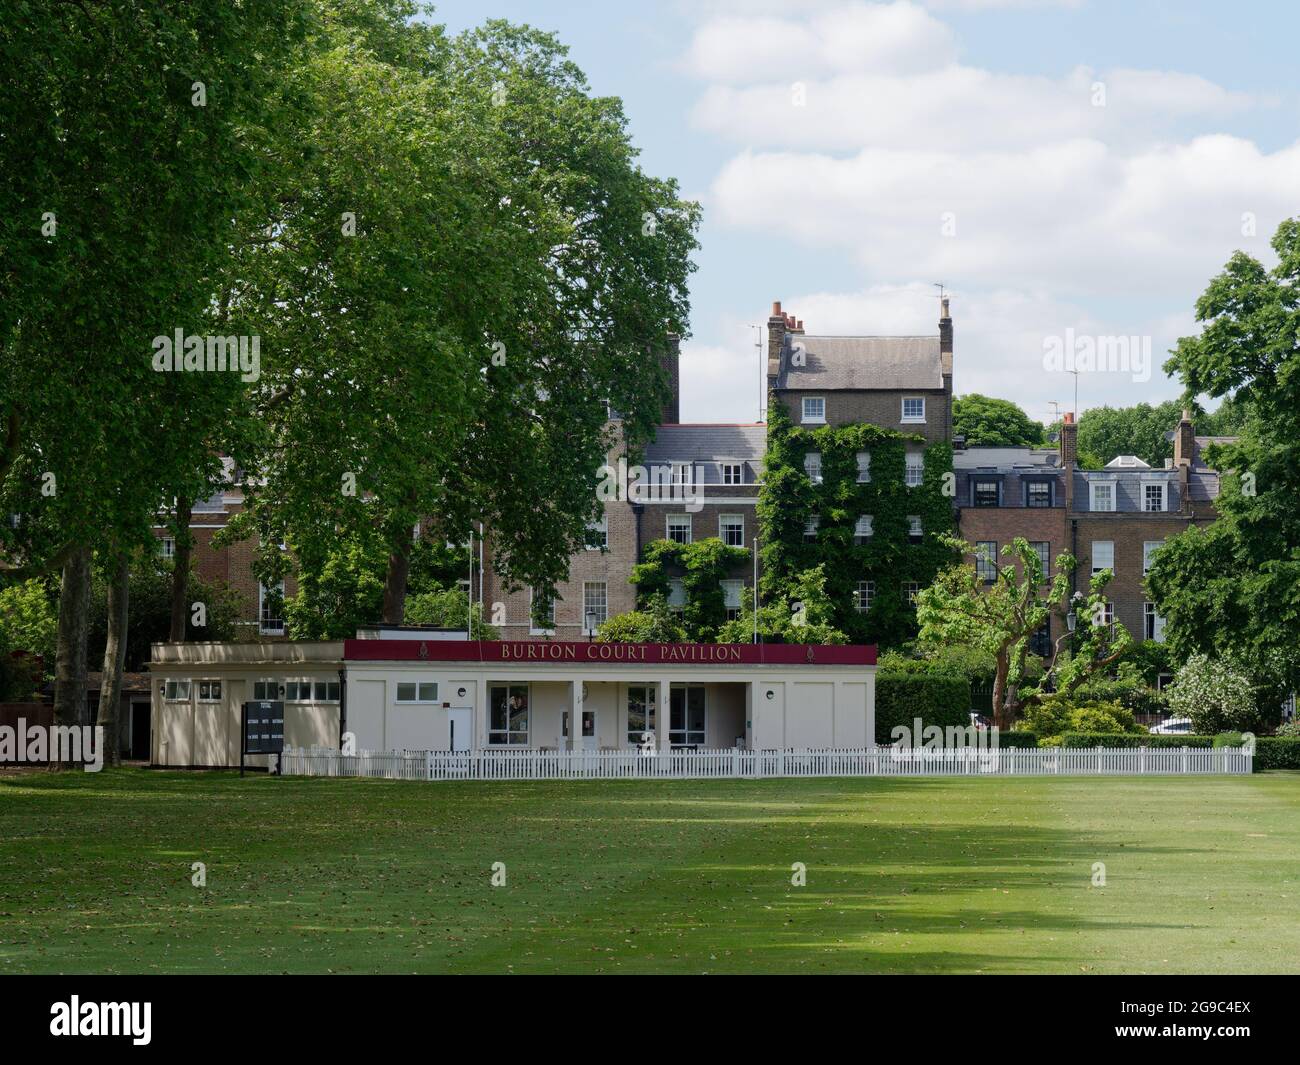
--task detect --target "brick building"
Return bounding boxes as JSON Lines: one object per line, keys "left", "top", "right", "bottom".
{"left": 951, "top": 409, "right": 1227, "bottom": 653}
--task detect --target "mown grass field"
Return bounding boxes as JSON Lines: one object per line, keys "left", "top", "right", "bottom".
{"left": 1, "top": 767, "right": 1298, "bottom": 974}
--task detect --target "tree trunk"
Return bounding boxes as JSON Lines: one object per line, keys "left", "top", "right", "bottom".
{"left": 991, "top": 649, "right": 1012, "bottom": 732}
{"left": 168, "top": 494, "right": 192, "bottom": 642}
{"left": 380, "top": 531, "right": 412, "bottom": 624}
{"left": 53, "top": 545, "right": 93, "bottom": 746}
{"left": 96, "top": 550, "right": 129, "bottom": 767}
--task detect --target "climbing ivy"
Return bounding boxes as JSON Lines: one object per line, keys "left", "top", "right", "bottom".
{"left": 757, "top": 399, "right": 956, "bottom": 648}
{"left": 630, "top": 537, "right": 750, "bottom": 641}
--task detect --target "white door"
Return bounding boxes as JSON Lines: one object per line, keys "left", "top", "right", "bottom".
{"left": 447, "top": 708, "right": 471, "bottom": 752}
{"left": 581, "top": 710, "right": 597, "bottom": 751}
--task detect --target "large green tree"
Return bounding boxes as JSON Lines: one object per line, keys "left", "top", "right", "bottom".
{"left": 953, "top": 394, "right": 1045, "bottom": 448}
{"left": 1148, "top": 217, "right": 1300, "bottom": 699}
{"left": 230, "top": 16, "right": 700, "bottom": 623}
{"left": 0, "top": 1, "right": 311, "bottom": 733}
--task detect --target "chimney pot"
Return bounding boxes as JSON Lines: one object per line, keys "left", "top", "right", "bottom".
{"left": 1064, "top": 412, "right": 1074, "bottom": 425}
{"left": 771, "top": 301, "right": 782, "bottom": 317}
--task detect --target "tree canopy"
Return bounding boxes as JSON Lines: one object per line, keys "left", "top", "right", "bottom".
{"left": 953, "top": 394, "right": 1045, "bottom": 448}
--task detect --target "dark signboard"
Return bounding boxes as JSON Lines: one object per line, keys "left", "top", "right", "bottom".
{"left": 343, "top": 639, "right": 876, "bottom": 667}
{"left": 242, "top": 701, "right": 284, "bottom": 755}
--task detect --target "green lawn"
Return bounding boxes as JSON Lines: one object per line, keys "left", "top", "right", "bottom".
{"left": 1, "top": 767, "right": 1298, "bottom": 974}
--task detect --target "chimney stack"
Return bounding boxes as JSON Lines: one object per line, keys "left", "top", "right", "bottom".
{"left": 659, "top": 336, "right": 680, "bottom": 424}
{"left": 767, "top": 300, "right": 794, "bottom": 392}
{"left": 1059, "top": 411, "right": 1077, "bottom": 509}
{"left": 1174, "top": 408, "right": 1195, "bottom": 468}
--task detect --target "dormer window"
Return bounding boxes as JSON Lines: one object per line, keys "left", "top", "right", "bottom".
{"left": 1089, "top": 481, "right": 1116, "bottom": 512}
{"left": 1143, "top": 482, "right": 1166, "bottom": 512}
{"left": 973, "top": 480, "right": 999, "bottom": 507}
{"left": 721, "top": 462, "right": 743, "bottom": 485}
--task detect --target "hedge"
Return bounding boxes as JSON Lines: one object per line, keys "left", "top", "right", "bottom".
{"left": 875, "top": 672, "right": 970, "bottom": 745}
{"left": 1061, "top": 732, "right": 1214, "bottom": 749}
{"left": 1254, "top": 737, "right": 1300, "bottom": 770}
{"left": 995, "top": 731, "right": 1039, "bottom": 749}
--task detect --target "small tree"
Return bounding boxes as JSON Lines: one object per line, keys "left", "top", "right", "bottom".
{"left": 716, "top": 565, "right": 848, "bottom": 645}
{"left": 595, "top": 595, "right": 687, "bottom": 643}
{"left": 917, "top": 537, "right": 1073, "bottom": 730}
{"left": 404, "top": 589, "right": 499, "bottom": 640}
{"left": 1164, "top": 653, "right": 1260, "bottom": 733}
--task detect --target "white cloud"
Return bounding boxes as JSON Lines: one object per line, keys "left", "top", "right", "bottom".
{"left": 686, "top": 2, "right": 954, "bottom": 83}
{"left": 681, "top": 1, "right": 1290, "bottom": 417}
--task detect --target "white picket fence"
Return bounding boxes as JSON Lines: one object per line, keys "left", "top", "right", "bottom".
{"left": 280, "top": 744, "right": 1252, "bottom": 782}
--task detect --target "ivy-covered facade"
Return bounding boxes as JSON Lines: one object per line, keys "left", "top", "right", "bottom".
{"left": 757, "top": 400, "right": 956, "bottom": 647}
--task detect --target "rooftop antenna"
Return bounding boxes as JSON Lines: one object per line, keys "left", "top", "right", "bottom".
{"left": 1047, "top": 400, "right": 1061, "bottom": 423}
{"left": 751, "top": 324, "right": 764, "bottom": 422}
{"left": 933, "top": 282, "right": 946, "bottom": 308}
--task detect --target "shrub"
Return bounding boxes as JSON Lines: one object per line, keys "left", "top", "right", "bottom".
{"left": 1019, "top": 695, "right": 1144, "bottom": 746}
{"left": 1061, "top": 732, "right": 1214, "bottom": 749}
{"left": 875, "top": 671, "right": 970, "bottom": 745}
{"left": 1163, "top": 653, "right": 1260, "bottom": 734}
{"left": 1213, "top": 732, "right": 1246, "bottom": 748}
{"left": 595, "top": 595, "right": 687, "bottom": 644}
{"left": 1274, "top": 720, "right": 1300, "bottom": 738}
{"left": 1077, "top": 676, "right": 1166, "bottom": 718}
{"left": 1253, "top": 737, "right": 1300, "bottom": 770}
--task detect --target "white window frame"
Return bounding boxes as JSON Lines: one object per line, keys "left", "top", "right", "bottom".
{"left": 905, "top": 451, "right": 925, "bottom": 488}
{"left": 669, "top": 684, "right": 707, "bottom": 747}
{"left": 719, "top": 513, "right": 745, "bottom": 548}
{"left": 801, "top": 396, "right": 826, "bottom": 424}
{"left": 159, "top": 536, "right": 176, "bottom": 559}
{"left": 585, "top": 513, "right": 608, "bottom": 550}
{"left": 803, "top": 451, "right": 823, "bottom": 485}
{"left": 908, "top": 515, "right": 923, "bottom": 538}
{"left": 975, "top": 541, "right": 998, "bottom": 581}
{"left": 856, "top": 451, "right": 871, "bottom": 483}
{"left": 721, "top": 462, "right": 743, "bottom": 486}
{"left": 1089, "top": 481, "right": 1116, "bottom": 512}
{"left": 582, "top": 581, "right": 608, "bottom": 633}
{"left": 803, "top": 514, "right": 819, "bottom": 542}
{"left": 252, "top": 678, "right": 279, "bottom": 701}
{"left": 721, "top": 579, "right": 744, "bottom": 620}
{"left": 973, "top": 480, "right": 1000, "bottom": 507}
{"left": 396, "top": 681, "right": 440, "bottom": 703}
{"left": 529, "top": 586, "right": 556, "bottom": 636}
{"left": 163, "top": 679, "right": 191, "bottom": 702}
{"left": 666, "top": 514, "right": 692, "bottom": 544}
{"left": 197, "top": 680, "right": 222, "bottom": 702}
{"left": 855, "top": 581, "right": 874, "bottom": 613}
{"left": 258, "top": 580, "right": 285, "bottom": 635}
{"left": 901, "top": 396, "right": 926, "bottom": 424}
{"left": 313, "top": 680, "right": 342, "bottom": 703}
{"left": 1143, "top": 540, "right": 1164, "bottom": 575}
{"left": 1091, "top": 540, "right": 1114, "bottom": 575}
{"left": 1144, "top": 602, "right": 1166, "bottom": 643}
{"left": 489, "top": 683, "right": 531, "bottom": 747}
{"left": 903, "top": 581, "right": 920, "bottom": 606}
{"left": 1143, "top": 481, "right": 1167, "bottom": 513}
{"left": 667, "top": 578, "right": 686, "bottom": 611}
{"left": 854, "top": 515, "right": 873, "bottom": 544}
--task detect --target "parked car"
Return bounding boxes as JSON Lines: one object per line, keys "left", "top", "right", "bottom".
{"left": 1149, "top": 716, "right": 1194, "bottom": 735}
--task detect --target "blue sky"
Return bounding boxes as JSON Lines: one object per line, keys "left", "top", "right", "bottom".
{"left": 429, "top": 1, "right": 1300, "bottom": 424}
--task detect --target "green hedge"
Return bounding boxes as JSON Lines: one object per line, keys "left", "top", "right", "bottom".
{"left": 875, "top": 672, "right": 970, "bottom": 745}
{"left": 1061, "top": 732, "right": 1214, "bottom": 749}
{"left": 1254, "top": 737, "right": 1300, "bottom": 770}
{"left": 995, "top": 731, "right": 1039, "bottom": 749}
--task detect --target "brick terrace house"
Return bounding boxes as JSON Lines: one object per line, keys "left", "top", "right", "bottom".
{"left": 1071, "top": 410, "right": 1225, "bottom": 646}
{"left": 153, "top": 460, "right": 297, "bottom": 639}
{"left": 765, "top": 299, "right": 953, "bottom": 443}
{"left": 952, "top": 409, "right": 1229, "bottom": 655}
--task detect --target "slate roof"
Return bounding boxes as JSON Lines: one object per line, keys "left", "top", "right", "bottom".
{"left": 776, "top": 335, "right": 943, "bottom": 391}
{"left": 643, "top": 424, "right": 767, "bottom": 484}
